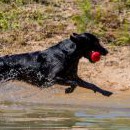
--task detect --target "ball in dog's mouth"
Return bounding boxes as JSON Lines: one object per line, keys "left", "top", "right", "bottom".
{"left": 90, "top": 51, "right": 101, "bottom": 62}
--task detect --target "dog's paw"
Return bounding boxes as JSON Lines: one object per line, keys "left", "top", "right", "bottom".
{"left": 102, "top": 90, "right": 113, "bottom": 97}
{"left": 65, "top": 87, "right": 74, "bottom": 94}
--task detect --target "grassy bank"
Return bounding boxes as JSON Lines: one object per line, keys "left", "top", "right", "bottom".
{"left": 0, "top": 0, "right": 130, "bottom": 55}
{"left": 73, "top": 0, "right": 130, "bottom": 45}
{"left": 0, "top": 0, "right": 75, "bottom": 54}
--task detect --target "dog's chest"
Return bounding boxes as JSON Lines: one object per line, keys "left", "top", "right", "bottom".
{"left": 58, "top": 58, "right": 79, "bottom": 78}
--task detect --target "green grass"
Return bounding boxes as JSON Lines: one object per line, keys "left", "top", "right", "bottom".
{"left": 0, "top": 2, "right": 49, "bottom": 30}
{"left": 0, "top": 0, "right": 129, "bottom": 55}
{"left": 73, "top": 0, "right": 130, "bottom": 45}
{"left": 0, "top": 0, "right": 69, "bottom": 54}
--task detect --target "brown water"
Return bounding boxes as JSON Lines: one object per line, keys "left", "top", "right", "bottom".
{"left": 0, "top": 81, "right": 130, "bottom": 130}
{"left": 0, "top": 102, "right": 130, "bottom": 130}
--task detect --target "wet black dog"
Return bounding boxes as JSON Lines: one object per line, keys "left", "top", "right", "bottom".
{"left": 0, "top": 33, "right": 113, "bottom": 96}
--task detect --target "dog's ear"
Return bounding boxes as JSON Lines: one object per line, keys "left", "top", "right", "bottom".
{"left": 73, "top": 33, "right": 78, "bottom": 36}
{"left": 70, "top": 33, "right": 79, "bottom": 43}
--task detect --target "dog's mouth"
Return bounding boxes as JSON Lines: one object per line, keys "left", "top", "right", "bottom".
{"left": 84, "top": 51, "right": 101, "bottom": 63}
{"left": 84, "top": 47, "right": 108, "bottom": 63}
{"left": 84, "top": 51, "right": 93, "bottom": 63}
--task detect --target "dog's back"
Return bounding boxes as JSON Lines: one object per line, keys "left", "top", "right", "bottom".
{"left": 0, "top": 38, "right": 77, "bottom": 85}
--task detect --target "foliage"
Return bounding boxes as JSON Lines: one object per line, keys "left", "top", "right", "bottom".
{"left": 73, "top": 0, "right": 130, "bottom": 45}
{"left": 0, "top": 0, "right": 129, "bottom": 55}
{"left": 0, "top": 0, "right": 69, "bottom": 55}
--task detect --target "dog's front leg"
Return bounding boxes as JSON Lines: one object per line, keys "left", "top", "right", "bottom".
{"left": 65, "top": 85, "right": 77, "bottom": 94}
{"left": 76, "top": 77, "right": 113, "bottom": 97}
{"left": 56, "top": 77, "right": 77, "bottom": 94}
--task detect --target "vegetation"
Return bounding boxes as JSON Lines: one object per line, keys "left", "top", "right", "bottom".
{"left": 0, "top": 0, "right": 71, "bottom": 54}
{"left": 73, "top": 0, "right": 130, "bottom": 45}
{"left": 0, "top": 0, "right": 129, "bottom": 55}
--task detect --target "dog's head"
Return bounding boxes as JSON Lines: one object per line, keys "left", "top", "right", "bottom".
{"left": 70, "top": 33, "right": 108, "bottom": 63}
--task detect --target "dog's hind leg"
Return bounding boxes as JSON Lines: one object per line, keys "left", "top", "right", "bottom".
{"left": 0, "top": 62, "right": 18, "bottom": 82}
{"left": 0, "top": 58, "right": 5, "bottom": 72}
{"left": 0, "top": 59, "right": 7, "bottom": 81}
{"left": 0, "top": 69, "right": 17, "bottom": 82}
{"left": 0, "top": 57, "right": 19, "bottom": 82}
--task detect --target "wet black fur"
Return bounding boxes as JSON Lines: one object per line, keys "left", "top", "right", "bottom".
{"left": 0, "top": 33, "right": 113, "bottom": 96}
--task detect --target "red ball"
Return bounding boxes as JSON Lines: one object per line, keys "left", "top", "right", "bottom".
{"left": 90, "top": 51, "right": 101, "bottom": 62}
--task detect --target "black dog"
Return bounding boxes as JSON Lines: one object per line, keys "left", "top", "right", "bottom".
{"left": 0, "top": 33, "right": 113, "bottom": 96}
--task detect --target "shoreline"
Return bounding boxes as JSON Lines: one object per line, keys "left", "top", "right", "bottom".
{"left": 0, "top": 81, "right": 130, "bottom": 109}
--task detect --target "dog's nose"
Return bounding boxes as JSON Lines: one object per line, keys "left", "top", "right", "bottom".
{"left": 105, "top": 49, "right": 109, "bottom": 55}
{"left": 101, "top": 48, "right": 109, "bottom": 56}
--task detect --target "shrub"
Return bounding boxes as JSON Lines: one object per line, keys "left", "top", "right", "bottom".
{"left": 73, "top": 0, "right": 130, "bottom": 45}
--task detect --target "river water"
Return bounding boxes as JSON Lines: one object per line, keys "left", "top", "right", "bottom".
{"left": 0, "top": 81, "right": 130, "bottom": 130}
{"left": 0, "top": 102, "right": 130, "bottom": 130}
